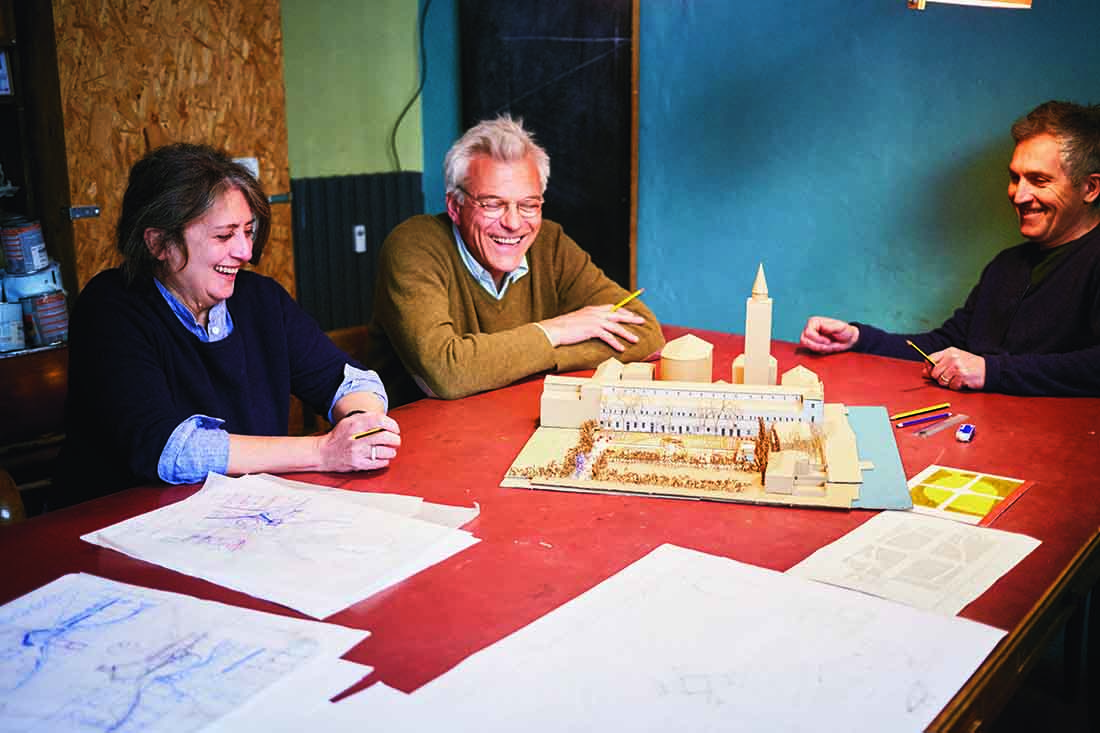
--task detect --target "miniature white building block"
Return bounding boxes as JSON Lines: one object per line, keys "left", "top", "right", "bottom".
{"left": 766, "top": 450, "right": 827, "bottom": 496}
{"left": 622, "top": 361, "right": 656, "bottom": 381}
{"left": 540, "top": 375, "right": 602, "bottom": 429}
{"left": 781, "top": 365, "right": 824, "bottom": 401}
{"left": 660, "top": 333, "right": 713, "bottom": 382}
{"left": 593, "top": 358, "right": 625, "bottom": 382}
{"left": 732, "top": 353, "right": 777, "bottom": 386}
{"left": 765, "top": 451, "right": 796, "bottom": 494}
{"left": 781, "top": 365, "right": 820, "bottom": 388}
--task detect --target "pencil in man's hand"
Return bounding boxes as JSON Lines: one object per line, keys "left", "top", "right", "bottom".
{"left": 906, "top": 339, "right": 936, "bottom": 366}
{"left": 611, "top": 288, "right": 645, "bottom": 311}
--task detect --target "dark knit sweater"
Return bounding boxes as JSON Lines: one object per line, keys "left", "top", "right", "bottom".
{"left": 853, "top": 223, "right": 1100, "bottom": 396}
{"left": 57, "top": 268, "right": 357, "bottom": 503}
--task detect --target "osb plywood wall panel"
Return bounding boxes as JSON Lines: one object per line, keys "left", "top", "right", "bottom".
{"left": 54, "top": 0, "right": 295, "bottom": 296}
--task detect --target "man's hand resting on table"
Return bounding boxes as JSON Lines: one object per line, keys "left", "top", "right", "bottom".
{"left": 539, "top": 305, "right": 646, "bottom": 352}
{"left": 800, "top": 316, "right": 860, "bottom": 354}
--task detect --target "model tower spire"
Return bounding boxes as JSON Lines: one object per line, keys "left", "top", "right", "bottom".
{"left": 733, "top": 263, "right": 778, "bottom": 385}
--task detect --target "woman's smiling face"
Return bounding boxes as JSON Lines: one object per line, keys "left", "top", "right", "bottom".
{"left": 156, "top": 187, "right": 255, "bottom": 325}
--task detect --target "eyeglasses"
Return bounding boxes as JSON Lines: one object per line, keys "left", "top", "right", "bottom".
{"left": 457, "top": 186, "right": 543, "bottom": 220}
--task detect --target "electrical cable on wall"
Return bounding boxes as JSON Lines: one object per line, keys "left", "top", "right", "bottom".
{"left": 389, "top": 0, "right": 433, "bottom": 172}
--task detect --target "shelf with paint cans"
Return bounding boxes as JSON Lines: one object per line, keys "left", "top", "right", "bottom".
{"left": 1, "top": 215, "right": 69, "bottom": 355}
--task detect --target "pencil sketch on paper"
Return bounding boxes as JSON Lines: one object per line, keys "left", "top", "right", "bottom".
{"left": 504, "top": 265, "right": 872, "bottom": 509}
{"left": 82, "top": 474, "right": 481, "bottom": 618}
{"left": 0, "top": 573, "right": 363, "bottom": 733}
{"left": 167, "top": 492, "right": 342, "bottom": 553}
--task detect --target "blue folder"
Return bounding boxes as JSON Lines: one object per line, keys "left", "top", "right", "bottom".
{"left": 847, "top": 405, "right": 912, "bottom": 510}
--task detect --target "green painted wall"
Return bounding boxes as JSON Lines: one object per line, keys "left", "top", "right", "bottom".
{"left": 281, "top": 0, "right": 423, "bottom": 178}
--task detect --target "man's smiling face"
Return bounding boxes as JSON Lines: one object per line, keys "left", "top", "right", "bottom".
{"left": 447, "top": 154, "right": 543, "bottom": 287}
{"left": 1008, "top": 133, "right": 1100, "bottom": 248}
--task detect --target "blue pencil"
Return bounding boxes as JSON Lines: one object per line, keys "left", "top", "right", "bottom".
{"left": 896, "top": 412, "right": 951, "bottom": 429}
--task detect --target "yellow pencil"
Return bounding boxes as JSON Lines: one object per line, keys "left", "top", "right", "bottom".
{"left": 889, "top": 402, "right": 951, "bottom": 421}
{"left": 611, "top": 288, "right": 645, "bottom": 311}
{"left": 906, "top": 339, "right": 936, "bottom": 366}
{"left": 353, "top": 426, "right": 384, "bottom": 440}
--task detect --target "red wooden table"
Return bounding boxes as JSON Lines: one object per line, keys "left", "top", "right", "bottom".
{"left": 3, "top": 326, "right": 1098, "bottom": 731}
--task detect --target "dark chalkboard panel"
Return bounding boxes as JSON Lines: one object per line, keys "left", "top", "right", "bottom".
{"left": 459, "top": 0, "right": 636, "bottom": 288}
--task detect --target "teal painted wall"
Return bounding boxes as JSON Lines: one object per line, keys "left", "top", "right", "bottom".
{"left": 282, "top": 0, "right": 423, "bottom": 178}
{"left": 423, "top": 2, "right": 1100, "bottom": 340}
{"left": 637, "top": 0, "right": 1100, "bottom": 340}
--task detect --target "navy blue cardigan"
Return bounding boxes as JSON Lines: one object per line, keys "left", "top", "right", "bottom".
{"left": 853, "top": 223, "right": 1100, "bottom": 396}
{"left": 57, "top": 269, "right": 362, "bottom": 503}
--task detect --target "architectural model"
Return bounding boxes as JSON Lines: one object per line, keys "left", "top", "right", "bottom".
{"left": 503, "top": 265, "right": 873, "bottom": 509}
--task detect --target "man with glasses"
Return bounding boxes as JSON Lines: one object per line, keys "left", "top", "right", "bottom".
{"left": 365, "top": 115, "right": 665, "bottom": 406}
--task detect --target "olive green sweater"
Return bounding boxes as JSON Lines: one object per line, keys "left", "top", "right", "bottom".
{"left": 365, "top": 213, "right": 665, "bottom": 406}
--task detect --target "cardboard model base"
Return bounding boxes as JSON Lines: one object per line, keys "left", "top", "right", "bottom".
{"left": 503, "top": 402, "right": 868, "bottom": 509}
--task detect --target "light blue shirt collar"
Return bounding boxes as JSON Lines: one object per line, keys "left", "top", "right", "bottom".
{"left": 154, "top": 278, "right": 233, "bottom": 343}
{"left": 452, "top": 224, "right": 528, "bottom": 300}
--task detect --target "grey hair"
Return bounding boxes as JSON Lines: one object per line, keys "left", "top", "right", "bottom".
{"left": 1011, "top": 100, "right": 1100, "bottom": 200}
{"left": 444, "top": 115, "right": 550, "bottom": 200}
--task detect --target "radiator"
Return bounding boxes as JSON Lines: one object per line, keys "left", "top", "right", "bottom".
{"left": 291, "top": 172, "right": 424, "bottom": 330}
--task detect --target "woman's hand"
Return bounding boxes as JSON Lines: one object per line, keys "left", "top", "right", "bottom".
{"left": 320, "top": 411, "right": 402, "bottom": 472}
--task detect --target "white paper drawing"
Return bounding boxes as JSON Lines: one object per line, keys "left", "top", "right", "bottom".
{"left": 82, "top": 473, "right": 480, "bottom": 618}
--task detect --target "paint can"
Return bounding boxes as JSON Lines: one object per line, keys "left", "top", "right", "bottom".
{"left": 20, "top": 290, "right": 68, "bottom": 346}
{"left": 0, "top": 301, "right": 24, "bottom": 352}
{"left": 1, "top": 259, "right": 62, "bottom": 300}
{"left": 0, "top": 218, "right": 49, "bottom": 275}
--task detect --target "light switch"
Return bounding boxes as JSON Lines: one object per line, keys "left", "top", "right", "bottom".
{"left": 354, "top": 224, "right": 367, "bottom": 254}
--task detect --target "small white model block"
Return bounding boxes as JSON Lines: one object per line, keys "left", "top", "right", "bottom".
{"left": 765, "top": 450, "right": 828, "bottom": 496}
{"left": 622, "top": 361, "right": 656, "bottom": 381}
{"left": 781, "top": 365, "right": 824, "bottom": 401}
{"left": 660, "top": 333, "right": 714, "bottom": 382}
{"left": 766, "top": 451, "right": 797, "bottom": 494}
{"left": 540, "top": 375, "right": 601, "bottom": 428}
{"left": 732, "top": 353, "right": 778, "bottom": 385}
{"left": 593, "top": 358, "right": 625, "bottom": 382}
{"left": 782, "top": 365, "right": 820, "bottom": 388}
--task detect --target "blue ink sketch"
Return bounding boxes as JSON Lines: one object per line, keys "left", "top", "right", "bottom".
{"left": 0, "top": 574, "right": 323, "bottom": 733}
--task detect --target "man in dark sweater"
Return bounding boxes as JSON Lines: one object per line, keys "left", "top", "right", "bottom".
{"left": 800, "top": 100, "right": 1100, "bottom": 397}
